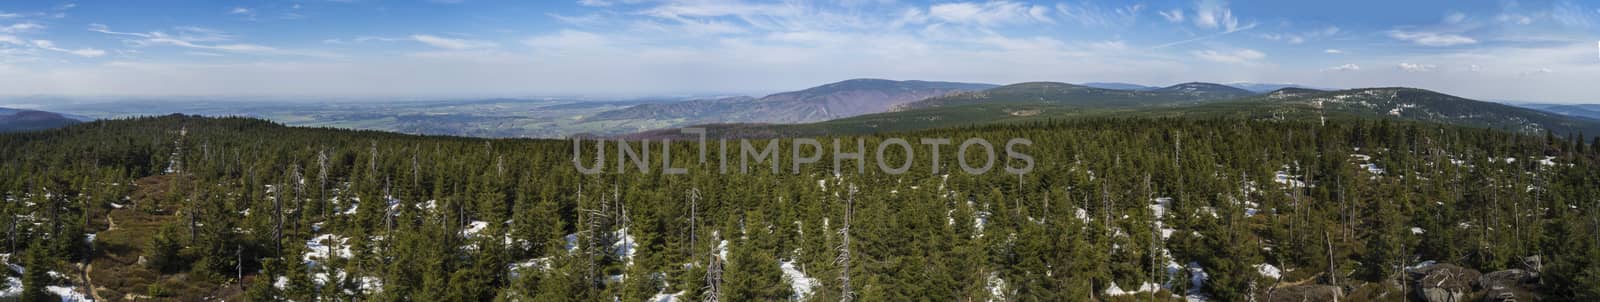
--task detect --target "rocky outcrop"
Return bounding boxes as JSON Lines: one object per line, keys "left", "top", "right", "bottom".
{"left": 1477, "top": 269, "right": 1538, "bottom": 302}
{"left": 1409, "top": 263, "right": 1481, "bottom": 302}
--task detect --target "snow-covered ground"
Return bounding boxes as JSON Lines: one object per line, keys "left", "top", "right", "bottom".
{"left": 779, "top": 260, "right": 818, "bottom": 301}
{"left": 1255, "top": 263, "right": 1282, "bottom": 279}
{"left": 649, "top": 291, "right": 683, "bottom": 302}
{"left": 303, "top": 234, "right": 352, "bottom": 267}
{"left": 0, "top": 258, "right": 92, "bottom": 302}
{"left": 614, "top": 229, "right": 636, "bottom": 265}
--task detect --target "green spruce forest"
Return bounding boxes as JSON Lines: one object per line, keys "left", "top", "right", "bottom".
{"left": 1, "top": 114, "right": 1598, "bottom": 301}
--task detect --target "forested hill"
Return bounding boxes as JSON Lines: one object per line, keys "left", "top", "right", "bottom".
{"left": 641, "top": 86, "right": 1600, "bottom": 140}
{"left": 1, "top": 114, "right": 1598, "bottom": 301}
{"left": 0, "top": 108, "right": 83, "bottom": 133}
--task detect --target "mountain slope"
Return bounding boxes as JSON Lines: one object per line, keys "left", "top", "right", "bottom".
{"left": 1516, "top": 103, "right": 1600, "bottom": 120}
{"left": 1137, "top": 87, "right": 1600, "bottom": 136}
{"left": 1151, "top": 82, "right": 1257, "bottom": 100}
{"left": 1537, "top": 104, "right": 1600, "bottom": 120}
{"left": 894, "top": 81, "right": 1256, "bottom": 111}
{"left": 1079, "top": 82, "right": 1157, "bottom": 90}
{"left": 584, "top": 79, "right": 996, "bottom": 125}
{"left": 581, "top": 96, "right": 758, "bottom": 122}
{"left": 633, "top": 86, "right": 1600, "bottom": 139}
{"left": 1225, "top": 82, "right": 1326, "bottom": 93}
{"left": 0, "top": 108, "right": 83, "bottom": 132}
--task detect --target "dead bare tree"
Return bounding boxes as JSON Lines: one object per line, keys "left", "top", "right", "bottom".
{"left": 836, "top": 184, "right": 857, "bottom": 302}
{"left": 703, "top": 230, "right": 724, "bottom": 302}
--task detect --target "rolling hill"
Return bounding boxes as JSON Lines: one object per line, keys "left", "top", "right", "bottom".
{"left": 1245, "top": 87, "right": 1600, "bottom": 135}
{"left": 1514, "top": 103, "right": 1600, "bottom": 121}
{"left": 892, "top": 81, "right": 1257, "bottom": 111}
{"left": 1078, "top": 82, "right": 1157, "bottom": 90}
{"left": 1225, "top": 82, "right": 1327, "bottom": 93}
{"left": 627, "top": 85, "right": 1600, "bottom": 139}
{"left": 0, "top": 108, "right": 85, "bottom": 132}
{"left": 584, "top": 79, "right": 997, "bottom": 125}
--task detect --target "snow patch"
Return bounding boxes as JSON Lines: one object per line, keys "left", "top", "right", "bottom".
{"left": 1255, "top": 263, "right": 1282, "bottom": 279}
{"left": 779, "top": 260, "right": 818, "bottom": 301}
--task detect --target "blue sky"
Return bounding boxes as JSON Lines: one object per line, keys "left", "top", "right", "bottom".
{"left": 0, "top": 0, "right": 1597, "bottom": 102}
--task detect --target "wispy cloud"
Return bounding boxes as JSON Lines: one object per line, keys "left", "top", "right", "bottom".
{"left": 1388, "top": 30, "right": 1476, "bottom": 46}
{"left": 1, "top": 22, "right": 44, "bottom": 34}
{"left": 1159, "top": 9, "right": 1184, "bottom": 23}
{"left": 1324, "top": 63, "right": 1360, "bottom": 71}
{"left": 1193, "top": 0, "right": 1252, "bottom": 33}
{"left": 1054, "top": 2, "right": 1144, "bottom": 27}
{"left": 1518, "top": 67, "right": 1553, "bottom": 76}
{"left": 31, "top": 39, "right": 105, "bottom": 57}
{"left": 1192, "top": 48, "right": 1264, "bottom": 63}
{"left": 923, "top": 1, "right": 1054, "bottom": 27}
{"left": 1398, "top": 62, "right": 1435, "bottom": 72}
{"left": 0, "top": 34, "right": 25, "bottom": 45}
{"left": 410, "top": 34, "right": 496, "bottom": 50}
{"left": 89, "top": 24, "right": 334, "bottom": 57}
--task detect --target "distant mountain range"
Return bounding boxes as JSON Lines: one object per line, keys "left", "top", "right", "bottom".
{"left": 584, "top": 79, "right": 997, "bottom": 125}
{"left": 1225, "top": 82, "right": 1328, "bottom": 93}
{"left": 1511, "top": 103, "right": 1600, "bottom": 121}
{"left": 1078, "top": 82, "right": 1324, "bottom": 93}
{"left": 893, "top": 81, "right": 1254, "bottom": 111}
{"left": 1078, "top": 82, "right": 1158, "bottom": 91}
{"left": 0, "top": 108, "right": 86, "bottom": 132}
{"left": 622, "top": 83, "right": 1600, "bottom": 140}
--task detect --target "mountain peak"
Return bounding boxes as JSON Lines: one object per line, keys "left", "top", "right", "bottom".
{"left": 1154, "top": 82, "right": 1256, "bottom": 99}
{"left": 1079, "top": 82, "right": 1157, "bottom": 91}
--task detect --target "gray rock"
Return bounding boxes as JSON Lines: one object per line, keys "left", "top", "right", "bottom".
{"left": 1477, "top": 269, "right": 1536, "bottom": 291}
{"left": 1408, "top": 263, "right": 1481, "bottom": 302}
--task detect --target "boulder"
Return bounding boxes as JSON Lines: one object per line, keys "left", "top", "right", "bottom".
{"left": 1267, "top": 284, "right": 1343, "bottom": 302}
{"left": 1476, "top": 269, "right": 1536, "bottom": 291}
{"left": 1477, "top": 269, "right": 1538, "bottom": 302}
{"left": 1408, "top": 263, "right": 1481, "bottom": 302}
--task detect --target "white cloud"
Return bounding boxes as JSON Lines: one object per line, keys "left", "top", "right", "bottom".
{"left": 1159, "top": 9, "right": 1184, "bottom": 23}
{"left": 1324, "top": 49, "right": 1344, "bottom": 54}
{"left": 229, "top": 7, "right": 256, "bottom": 19}
{"left": 1497, "top": 13, "right": 1534, "bottom": 25}
{"left": 1054, "top": 2, "right": 1143, "bottom": 27}
{"left": 1192, "top": 49, "right": 1264, "bottom": 63}
{"left": 1398, "top": 62, "right": 1435, "bottom": 72}
{"left": 1, "top": 22, "right": 44, "bottom": 34}
{"left": 1444, "top": 12, "right": 1466, "bottom": 24}
{"left": 1028, "top": 5, "right": 1054, "bottom": 24}
{"left": 89, "top": 24, "right": 333, "bottom": 57}
{"left": 578, "top": 0, "right": 612, "bottom": 7}
{"left": 524, "top": 30, "right": 612, "bottom": 51}
{"left": 1194, "top": 0, "right": 1248, "bottom": 32}
{"left": 1388, "top": 30, "right": 1477, "bottom": 46}
{"left": 1324, "top": 63, "right": 1360, "bottom": 71}
{"left": 1261, "top": 33, "right": 1303, "bottom": 44}
{"left": 926, "top": 1, "right": 1050, "bottom": 26}
{"left": 410, "top": 34, "right": 496, "bottom": 50}
{"left": 30, "top": 39, "right": 105, "bottom": 57}
{"left": 1518, "top": 67, "right": 1553, "bottom": 76}
{"left": 1466, "top": 64, "right": 1482, "bottom": 72}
